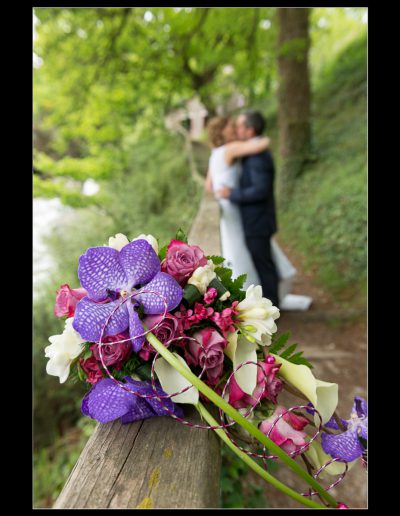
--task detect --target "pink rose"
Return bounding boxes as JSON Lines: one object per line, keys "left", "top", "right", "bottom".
{"left": 139, "top": 314, "right": 181, "bottom": 361}
{"left": 229, "top": 355, "right": 283, "bottom": 408}
{"left": 91, "top": 332, "right": 132, "bottom": 367}
{"left": 161, "top": 240, "right": 208, "bottom": 286}
{"left": 79, "top": 355, "right": 103, "bottom": 385}
{"left": 186, "top": 328, "right": 227, "bottom": 386}
{"left": 54, "top": 284, "right": 87, "bottom": 318}
{"left": 259, "top": 406, "right": 309, "bottom": 455}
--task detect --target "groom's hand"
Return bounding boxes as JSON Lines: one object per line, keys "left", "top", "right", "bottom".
{"left": 216, "top": 186, "right": 231, "bottom": 199}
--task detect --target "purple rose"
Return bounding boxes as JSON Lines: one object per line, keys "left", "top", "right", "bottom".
{"left": 186, "top": 328, "right": 227, "bottom": 386}
{"left": 161, "top": 239, "right": 208, "bottom": 286}
{"left": 91, "top": 332, "right": 132, "bottom": 366}
{"left": 139, "top": 313, "right": 181, "bottom": 361}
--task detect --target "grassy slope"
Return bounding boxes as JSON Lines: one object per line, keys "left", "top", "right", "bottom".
{"left": 277, "top": 34, "right": 367, "bottom": 306}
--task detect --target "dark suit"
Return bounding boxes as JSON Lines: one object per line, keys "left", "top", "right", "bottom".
{"left": 229, "top": 149, "right": 279, "bottom": 307}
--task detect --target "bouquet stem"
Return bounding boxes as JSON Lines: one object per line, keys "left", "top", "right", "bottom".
{"left": 196, "top": 402, "right": 325, "bottom": 509}
{"left": 147, "top": 332, "right": 338, "bottom": 508}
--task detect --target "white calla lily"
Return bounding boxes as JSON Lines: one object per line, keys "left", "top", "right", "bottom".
{"left": 108, "top": 233, "right": 130, "bottom": 250}
{"left": 224, "top": 332, "right": 258, "bottom": 396}
{"left": 304, "top": 440, "right": 356, "bottom": 480}
{"left": 271, "top": 353, "right": 338, "bottom": 424}
{"left": 154, "top": 352, "right": 199, "bottom": 405}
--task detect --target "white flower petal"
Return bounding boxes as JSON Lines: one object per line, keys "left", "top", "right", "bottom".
{"left": 45, "top": 317, "right": 85, "bottom": 383}
{"left": 154, "top": 353, "right": 199, "bottom": 405}
{"left": 108, "top": 233, "right": 130, "bottom": 251}
{"left": 233, "top": 335, "right": 258, "bottom": 395}
{"left": 224, "top": 332, "right": 258, "bottom": 395}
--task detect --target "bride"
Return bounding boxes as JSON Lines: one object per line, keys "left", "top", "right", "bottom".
{"left": 205, "top": 116, "right": 270, "bottom": 289}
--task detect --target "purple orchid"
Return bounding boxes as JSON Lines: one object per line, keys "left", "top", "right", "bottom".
{"left": 321, "top": 396, "right": 368, "bottom": 463}
{"left": 82, "top": 376, "right": 184, "bottom": 424}
{"left": 72, "top": 239, "right": 183, "bottom": 352}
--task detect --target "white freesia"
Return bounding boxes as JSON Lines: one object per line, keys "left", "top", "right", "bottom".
{"left": 187, "top": 259, "right": 216, "bottom": 294}
{"left": 44, "top": 318, "right": 86, "bottom": 383}
{"left": 132, "top": 233, "right": 159, "bottom": 254}
{"left": 304, "top": 441, "right": 356, "bottom": 480}
{"left": 224, "top": 332, "right": 258, "bottom": 395}
{"left": 219, "top": 290, "right": 231, "bottom": 301}
{"left": 108, "top": 233, "right": 130, "bottom": 251}
{"left": 271, "top": 353, "right": 338, "bottom": 425}
{"left": 154, "top": 352, "right": 199, "bottom": 405}
{"left": 236, "top": 284, "right": 280, "bottom": 345}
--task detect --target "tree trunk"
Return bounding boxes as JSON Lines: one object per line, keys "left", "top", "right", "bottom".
{"left": 277, "top": 8, "right": 311, "bottom": 202}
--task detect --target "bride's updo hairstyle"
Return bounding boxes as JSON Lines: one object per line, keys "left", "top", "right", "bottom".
{"left": 207, "top": 116, "right": 230, "bottom": 147}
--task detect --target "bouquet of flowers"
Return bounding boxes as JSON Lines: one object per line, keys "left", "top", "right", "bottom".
{"left": 45, "top": 229, "right": 367, "bottom": 509}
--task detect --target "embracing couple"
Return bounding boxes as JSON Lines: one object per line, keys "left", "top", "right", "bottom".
{"left": 205, "top": 110, "right": 280, "bottom": 308}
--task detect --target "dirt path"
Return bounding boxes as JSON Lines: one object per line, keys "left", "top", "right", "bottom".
{"left": 258, "top": 238, "right": 367, "bottom": 509}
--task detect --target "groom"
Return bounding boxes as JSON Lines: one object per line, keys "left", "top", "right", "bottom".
{"left": 216, "top": 110, "right": 280, "bottom": 308}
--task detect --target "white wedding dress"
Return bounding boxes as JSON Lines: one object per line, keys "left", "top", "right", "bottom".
{"left": 209, "top": 145, "right": 261, "bottom": 289}
{"left": 209, "top": 145, "right": 313, "bottom": 311}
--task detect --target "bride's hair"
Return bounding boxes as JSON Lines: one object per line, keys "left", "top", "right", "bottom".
{"left": 207, "top": 116, "right": 230, "bottom": 147}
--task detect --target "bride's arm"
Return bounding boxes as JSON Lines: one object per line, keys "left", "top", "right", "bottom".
{"left": 224, "top": 137, "right": 270, "bottom": 165}
{"left": 205, "top": 169, "right": 213, "bottom": 193}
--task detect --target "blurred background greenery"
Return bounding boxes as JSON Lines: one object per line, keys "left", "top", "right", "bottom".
{"left": 33, "top": 7, "right": 367, "bottom": 508}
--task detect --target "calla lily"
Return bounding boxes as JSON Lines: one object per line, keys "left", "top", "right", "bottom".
{"left": 304, "top": 440, "right": 356, "bottom": 481}
{"left": 154, "top": 352, "right": 199, "bottom": 405}
{"left": 271, "top": 354, "right": 338, "bottom": 425}
{"left": 224, "top": 332, "right": 258, "bottom": 396}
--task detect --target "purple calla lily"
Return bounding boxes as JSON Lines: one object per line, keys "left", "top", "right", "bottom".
{"left": 321, "top": 396, "right": 368, "bottom": 463}
{"left": 81, "top": 376, "right": 184, "bottom": 424}
{"left": 72, "top": 239, "right": 183, "bottom": 351}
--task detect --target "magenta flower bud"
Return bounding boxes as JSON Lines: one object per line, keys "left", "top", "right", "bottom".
{"left": 337, "top": 502, "right": 349, "bottom": 509}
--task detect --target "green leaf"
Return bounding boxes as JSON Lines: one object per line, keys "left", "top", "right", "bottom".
{"left": 209, "top": 277, "right": 228, "bottom": 297}
{"left": 175, "top": 228, "right": 188, "bottom": 243}
{"left": 76, "top": 361, "right": 86, "bottom": 382}
{"left": 82, "top": 349, "right": 92, "bottom": 360}
{"left": 207, "top": 255, "right": 225, "bottom": 265}
{"left": 289, "top": 355, "right": 314, "bottom": 369}
{"left": 232, "top": 273, "right": 247, "bottom": 291}
{"left": 269, "top": 332, "right": 291, "bottom": 354}
{"left": 280, "top": 343, "right": 298, "bottom": 359}
{"left": 183, "top": 283, "right": 202, "bottom": 305}
{"left": 134, "top": 363, "right": 153, "bottom": 381}
{"left": 158, "top": 244, "right": 168, "bottom": 261}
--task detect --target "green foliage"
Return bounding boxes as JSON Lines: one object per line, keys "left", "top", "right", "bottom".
{"left": 207, "top": 255, "right": 225, "bottom": 266}
{"left": 33, "top": 417, "right": 97, "bottom": 508}
{"left": 175, "top": 227, "right": 188, "bottom": 243}
{"left": 34, "top": 7, "right": 278, "bottom": 206}
{"left": 278, "top": 34, "right": 367, "bottom": 304}
{"left": 220, "top": 444, "right": 272, "bottom": 508}
{"left": 270, "top": 332, "right": 313, "bottom": 369}
{"left": 214, "top": 266, "right": 247, "bottom": 302}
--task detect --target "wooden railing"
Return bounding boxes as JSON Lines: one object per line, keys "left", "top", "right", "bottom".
{"left": 54, "top": 192, "right": 223, "bottom": 509}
